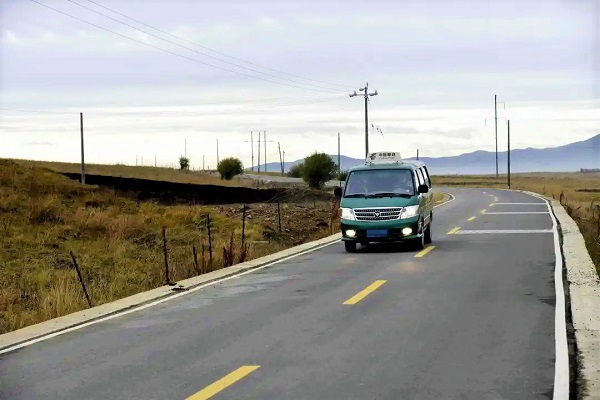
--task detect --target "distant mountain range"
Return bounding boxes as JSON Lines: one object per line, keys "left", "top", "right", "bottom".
{"left": 251, "top": 134, "right": 600, "bottom": 175}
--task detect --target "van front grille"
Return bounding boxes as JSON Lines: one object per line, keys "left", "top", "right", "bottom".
{"left": 354, "top": 207, "right": 403, "bottom": 221}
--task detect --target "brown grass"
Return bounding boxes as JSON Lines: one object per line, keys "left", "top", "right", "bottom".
{"left": 433, "top": 173, "right": 600, "bottom": 275}
{"left": 10, "top": 159, "right": 260, "bottom": 187}
{"left": 0, "top": 160, "right": 338, "bottom": 334}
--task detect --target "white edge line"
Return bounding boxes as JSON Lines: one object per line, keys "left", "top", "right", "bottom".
{"left": 522, "top": 190, "right": 569, "bottom": 400}
{"left": 434, "top": 192, "right": 455, "bottom": 208}
{"left": 0, "top": 239, "right": 339, "bottom": 355}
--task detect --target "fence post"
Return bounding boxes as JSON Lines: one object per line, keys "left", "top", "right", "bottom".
{"left": 201, "top": 242, "right": 206, "bottom": 273}
{"left": 162, "top": 227, "right": 171, "bottom": 285}
{"left": 277, "top": 201, "right": 282, "bottom": 233}
{"left": 242, "top": 205, "right": 247, "bottom": 246}
{"left": 70, "top": 251, "right": 92, "bottom": 308}
{"left": 192, "top": 245, "right": 200, "bottom": 274}
{"left": 207, "top": 214, "right": 213, "bottom": 265}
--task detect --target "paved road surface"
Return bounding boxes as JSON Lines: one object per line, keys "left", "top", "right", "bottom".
{"left": 0, "top": 188, "right": 560, "bottom": 399}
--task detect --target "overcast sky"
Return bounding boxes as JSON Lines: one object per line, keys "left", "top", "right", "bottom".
{"left": 1, "top": 0, "right": 599, "bottom": 169}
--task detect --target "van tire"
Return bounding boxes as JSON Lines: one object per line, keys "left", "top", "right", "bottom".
{"left": 424, "top": 223, "right": 432, "bottom": 244}
{"left": 344, "top": 241, "right": 357, "bottom": 253}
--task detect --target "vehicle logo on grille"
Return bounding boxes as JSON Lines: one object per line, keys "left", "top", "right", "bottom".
{"left": 374, "top": 211, "right": 380, "bottom": 217}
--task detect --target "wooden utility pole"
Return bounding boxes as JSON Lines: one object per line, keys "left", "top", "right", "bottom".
{"left": 507, "top": 119, "right": 511, "bottom": 189}
{"left": 278, "top": 142, "right": 283, "bottom": 175}
{"left": 80, "top": 112, "right": 85, "bottom": 184}
{"left": 350, "top": 83, "right": 378, "bottom": 158}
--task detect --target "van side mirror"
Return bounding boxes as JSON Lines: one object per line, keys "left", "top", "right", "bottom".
{"left": 418, "top": 184, "right": 429, "bottom": 194}
{"left": 334, "top": 186, "right": 343, "bottom": 197}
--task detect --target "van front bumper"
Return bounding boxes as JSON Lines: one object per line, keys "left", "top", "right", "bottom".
{"left": 341, "top": 217, "right": 421, "bottom": 242}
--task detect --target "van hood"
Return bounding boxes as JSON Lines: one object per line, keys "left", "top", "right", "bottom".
{"left": 340, "top": 196, "right": 418, "bottom": 209}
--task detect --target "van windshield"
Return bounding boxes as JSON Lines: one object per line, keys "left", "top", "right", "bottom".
{"left": 344, "top": 169, "right": 415, "bottom": 197}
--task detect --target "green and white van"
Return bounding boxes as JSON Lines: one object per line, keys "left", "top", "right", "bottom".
{"left": 334, "top": 151, "right": 434, "bottom": 253}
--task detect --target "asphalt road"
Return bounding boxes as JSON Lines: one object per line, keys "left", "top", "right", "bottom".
{"left": 0, "top": 188, "right": 560, "bottom": 400}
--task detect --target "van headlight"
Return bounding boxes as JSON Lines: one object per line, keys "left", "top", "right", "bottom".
{"left": 400, "top": 205, "right": 419, "bottom": 219}
{"left": 341, "top": 208, "right": 356, "bottom": 221}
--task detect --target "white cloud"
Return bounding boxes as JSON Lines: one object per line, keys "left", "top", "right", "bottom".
{"left": 3, "top": 30, "right": 17, "bottom": 44}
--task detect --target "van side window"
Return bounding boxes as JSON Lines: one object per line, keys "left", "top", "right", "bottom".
{"left": 415, "top": 168, "right": 425, "bottom": 186}
{"left": 422, "top": 166, "right": 432, "bottom": 187}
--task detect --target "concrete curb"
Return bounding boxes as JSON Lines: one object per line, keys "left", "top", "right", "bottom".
{"left": 0, "top": 233, "right": 342, "bottom": 353}
{"left": 551, "top": 198, "right": 600, "bottom": 399}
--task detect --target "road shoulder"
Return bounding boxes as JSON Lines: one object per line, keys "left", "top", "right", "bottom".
{"left": 528, "top": 191, "right": 600, "bottom": 399}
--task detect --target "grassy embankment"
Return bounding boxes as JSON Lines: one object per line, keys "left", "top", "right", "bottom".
{"left": 0, "top": 160, "right": 339, "bottom": 334}
{"left": 433, "top": 173, "right": 600, "bottom": 275}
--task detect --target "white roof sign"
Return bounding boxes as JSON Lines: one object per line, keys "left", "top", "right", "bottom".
{"left": 366, "top": 151, "right": 403, "bottom": 163}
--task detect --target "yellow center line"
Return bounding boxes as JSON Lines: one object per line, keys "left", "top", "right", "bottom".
{"left": 343, "top": 280, "right": 387, "bottom": 305}
{"left": 447, "top": 227, "right": 461, "bottom": 234}
{"left": 467, "top": 216, "right": 476, "bottom": 221}
{"left": 489, "top": 203, "right": 495, "bottom": 207}
{"left": 480, "top": 209, "right": 487, "bottom": 214}
{"left": 415, "top": 245, "right": 436, "bottom": 258}
{"left": 186, "top": 366, "right": 260, "bottom": 400}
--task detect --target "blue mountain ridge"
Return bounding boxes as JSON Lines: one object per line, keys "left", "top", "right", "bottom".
{"left": 251, "top": 133, "right": 600, "bottom": 175}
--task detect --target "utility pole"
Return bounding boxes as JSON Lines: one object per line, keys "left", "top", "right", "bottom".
{"left": 493, "top": 95, "right": 506, "bottom": 177}
{"left": 417, "top": 149, "right": 419, "bottom": 161}
{"left": 203, "top": 155, "right": 205, "bottom": 171}
{"left": 507, "top": 119, "right": 511, "bottom": 189}
{"left": 80, "top": 112, "right": 85, "bottom": 184}
{"left": 278, "top": 142, "right": 283, "bottom": 175}
{"left": 282, "top": 151, "right": 285, "bottom": 174}
{"left": 262, "top": 131, "right": 274, "bottom": 173}
{"left": 216, "top": 139, "right": 219, "bottom": 167}
{"left": 257, "top": 133, "right": 261, "bottom": 174}
{"left": 350, "top": 83, "right": 378, "bottom": 158}
{"left": 337, "top": 132, "right": 341, "bottom": 175}
{"left": 244, "top": 131, "right": 256, "bottom": 172}
{"left": 250, "top": 131, "right": 254, "bottom": 172}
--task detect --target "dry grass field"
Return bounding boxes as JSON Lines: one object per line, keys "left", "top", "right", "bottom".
{"left": 433, "top": 173, "right": 600, "bottom": 275}
{"left": 11, "top": 159, "right": 258, "bottom": 187}
{"left": 0, "top": 160, "right": 339, "bottom": 334}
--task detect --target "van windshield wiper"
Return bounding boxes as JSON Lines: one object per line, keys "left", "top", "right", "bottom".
{"left": 344, "top": 193, "right": 368, "bottom": 198}
{"left": 366, "top": 192, "right": 413, "bottom": 198}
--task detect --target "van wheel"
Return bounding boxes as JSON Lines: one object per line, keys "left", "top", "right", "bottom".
{"left": 424, "top": 223, "right": 432, "bottom": 244}
{"left": 344, "top": 241, "right": 357, "bottom": 253}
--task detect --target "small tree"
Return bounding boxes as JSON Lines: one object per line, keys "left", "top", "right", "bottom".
{"left": 338, "top": 169, "right": 349, "bottom": 181}
{"left": 179, "top": 156, "right": 190, "bottom": 170}
{"left": 288, "top": 163, "right": 304, "bottom": 178}
{"left": 217, "top": 157, "right": 244, "bottom": 180}
{"left": 302, "top": 152, "right": 337, "bottom": 189}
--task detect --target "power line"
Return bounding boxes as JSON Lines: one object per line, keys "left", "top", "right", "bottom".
{"left": 27, "top": 0, "right": 338, "bottom": 93}
{"left": 64, "top": 0, "right": 342, "bottom": 93}
{"left": 83, "top": 0, "right": 354, "bottom": 92}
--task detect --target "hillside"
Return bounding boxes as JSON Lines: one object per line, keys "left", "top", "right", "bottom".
{"left": 256, "top": 133, "right": 600, "bottom": 175}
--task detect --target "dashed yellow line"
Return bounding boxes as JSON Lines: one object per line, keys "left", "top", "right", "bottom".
{"left": 343, "top": 280, "right": 387, "bottom": 305}
{"left": 489, "top": 203, "right": 495, "bottom": 207}
{"left": 186, "top": 366, "right": 260, "bottom": 400}
{"left": 480, "top": 209, "right": 487, "bottom": 214}
{"left": 415, "top": 246, "right": 436, "bottom": 258}
{"left": 467, "top": 216, "right": 476, "bottom": 221}
{"left": 447, "top": 227, "right": 461, "bottom": 234}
